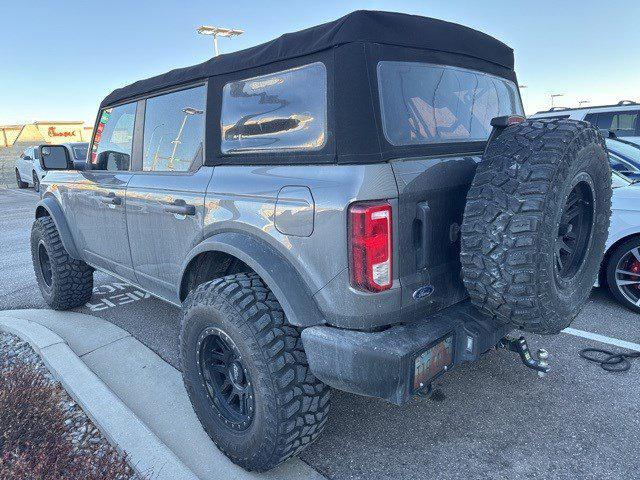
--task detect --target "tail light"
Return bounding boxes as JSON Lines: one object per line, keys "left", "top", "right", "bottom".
{"left": 349, "top": 201, "right": 392, "bottom": 292}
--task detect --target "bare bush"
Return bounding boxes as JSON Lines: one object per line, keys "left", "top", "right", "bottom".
{"left": 0, "top": 362, "right": 139, "bottom": 480}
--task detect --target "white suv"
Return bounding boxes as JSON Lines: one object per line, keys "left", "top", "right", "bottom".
{"left": 15, "top": 146, "right": 44, "bottom": 192}
{"left": 15, "top": 143, "right": 88, "bottom": 192}
{"left": 529, "top": 100, "right": 640, "bottom": 145}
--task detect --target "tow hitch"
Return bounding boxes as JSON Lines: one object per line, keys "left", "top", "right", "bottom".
{"left": 501, "top": 336, "right": 550, "bottom": 377}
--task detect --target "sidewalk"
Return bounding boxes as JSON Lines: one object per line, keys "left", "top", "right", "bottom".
{"left": 0, "top": 309, "right": 325, "bottom": 480}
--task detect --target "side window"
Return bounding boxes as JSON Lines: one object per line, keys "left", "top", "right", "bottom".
{"left": 142, "top": 85, "right": 206, "bottom": 172}
{"left": 90, "top": 102, "right": 137, "bottom": 171}
{"left": 587, "top": 111, "right": 639, "bottom": 136}
{"left": 221, "top": 62, "right": 327, "bottom": 154}
{"left": 583, "top": 113, "right": 599, "bottom": 128}
{"left": 612, "top": 111, "right": 638, "bottom": 136}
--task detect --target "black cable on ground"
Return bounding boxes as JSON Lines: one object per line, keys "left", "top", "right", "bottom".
{"left": 579, "top": 347, "right": 640, "bottom": 372}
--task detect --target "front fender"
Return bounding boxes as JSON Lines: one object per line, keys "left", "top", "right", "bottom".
{"left": 35, "top": 196, "right": 81, "bottom": 260}
{"left": 181, "top": 232, "right": 325, "bottom": 327}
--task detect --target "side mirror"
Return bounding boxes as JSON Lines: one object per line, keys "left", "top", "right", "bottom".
{"left": 39, "top": 145, "right": 72, "bottom": 170}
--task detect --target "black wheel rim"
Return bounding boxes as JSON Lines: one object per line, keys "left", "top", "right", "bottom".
{"left": 38, "top": 242, "right": 53, "bottom": 288}
{"left": 554, "top": 179, "right": 595, "bottom": 281}
{"left": 197, "top": 328, "right": 254, "bottom": 430}
{"left": 33, "top": 174, "right": 39, "bottom": 191}
{"left": 614, "top": 246, "right": 640, "bottom": 308}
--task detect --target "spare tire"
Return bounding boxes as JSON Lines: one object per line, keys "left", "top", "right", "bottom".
{"left": 461, "top": 119, "right": 611, "bottom": 334}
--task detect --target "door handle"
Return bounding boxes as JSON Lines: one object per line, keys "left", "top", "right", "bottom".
{"left": 163, "top": 200, "right": 196, "bottom": 216}
{"left": 415, "top": 201, "right": 431, "bottom": 270}
{"left": 98, "top": 193, "right": 122, "bottom": 206}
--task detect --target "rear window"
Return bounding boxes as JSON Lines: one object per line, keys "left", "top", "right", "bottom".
{"left": 377, "top": 61, "right": 523, "bottom": 146}
{"left": 220, "top": 62, "right": 327, "bottom": 154}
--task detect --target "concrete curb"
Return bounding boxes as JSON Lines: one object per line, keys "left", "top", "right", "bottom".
{"left": 0, "top": 310, "right": 326, "bottom": 480}
{"left": 0, "top": 314, "right": 199, "bottom": 480}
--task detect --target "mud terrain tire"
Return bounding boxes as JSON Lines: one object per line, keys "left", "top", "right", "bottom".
{"left": 31, "top": 216, "right": 94, "bottom": 310}
{"left": 461, "top": 119, "right": 611, "bottom": 334}
{"left": 180, "top": 273, "right": 330, "bottom": 471}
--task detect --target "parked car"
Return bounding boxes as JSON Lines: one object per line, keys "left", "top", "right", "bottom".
{"left": 29, "top": 11, "right": 611, "bottom": 472}
{"left": 600, "top": 145, "right": 640, "bottom": 313}
{"left": 16, "top": 142, "right": 88, "bottom": 192}
{"left": 606, "top": 137, "right": 640, "bottom": 181}
{"left": 529, "top": 101, "right": 640, "bottom": 145}
{"left": 15, "top": 146, "right": 42, "bottom": 191}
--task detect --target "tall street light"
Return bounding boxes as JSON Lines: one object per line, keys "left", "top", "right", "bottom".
{"left": 578, "top": 99, "right": 590, "bottom": 107}
{"left": 169, "top": 107, "right": 204, "bottom": 170}
{"left": 197, "top": 26, "right": 244, "bottom": 56}
{"left": 550, "top": 93, "right": 564, "bottom": 109}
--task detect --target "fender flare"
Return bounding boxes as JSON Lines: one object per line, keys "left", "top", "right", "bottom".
{"left": 35, "top": 196, "right": 81, "bottom": 260}
{"left": 180, "top": 232, "right": 325, "bottom": 327}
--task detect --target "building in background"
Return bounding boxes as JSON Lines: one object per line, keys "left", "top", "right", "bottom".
{"left": 0, "top": 121, "right": 93, "bottom": 147}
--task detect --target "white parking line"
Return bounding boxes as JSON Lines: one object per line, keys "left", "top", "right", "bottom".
{"left": 563, "top": 327, "right": 640, "bottom": 352}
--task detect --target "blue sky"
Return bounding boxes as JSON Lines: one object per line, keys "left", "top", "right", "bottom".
{"left": 1, "top": 0, "right": 638, "bottom": 124}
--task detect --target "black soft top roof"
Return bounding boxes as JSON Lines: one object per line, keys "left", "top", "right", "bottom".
{"left": 101, "top": 10, "right": 514, "bottom": 108}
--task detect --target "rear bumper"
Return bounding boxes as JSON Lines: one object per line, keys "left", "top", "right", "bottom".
{"left": 301, "top": 301, "right": 511, "bottom": 405}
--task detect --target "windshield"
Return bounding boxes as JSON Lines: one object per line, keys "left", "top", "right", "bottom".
{"left": 377, "top": 62, "right": 523, "bottom": 146}
{"left": 72, "top": 145, "right": 88, "bottom": 161}
{"left": 606, "top": 139, "right": 640, "bottom": 183}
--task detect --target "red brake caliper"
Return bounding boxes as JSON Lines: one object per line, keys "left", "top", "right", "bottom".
{"left": 630, "top": 261, "right": 640, "bottom": 291}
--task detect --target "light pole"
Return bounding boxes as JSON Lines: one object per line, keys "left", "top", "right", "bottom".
{"left": 550, "top": 94, "right": 563, "bottom": 109}
{"left": 197, "top": 26, "right": 244, "bottom": 56}
{"left": 578, "top": 99, "right": 590, "bottom": 107}
{"left": 168, "top": 107, "right": 204, "bottom": 170}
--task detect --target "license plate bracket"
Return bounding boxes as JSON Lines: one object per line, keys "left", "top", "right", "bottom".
{"left": 412, "top": 333, "right": 454, "bottom": 392}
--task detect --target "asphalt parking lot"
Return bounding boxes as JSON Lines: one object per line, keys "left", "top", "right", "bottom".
{"left": 1, "top": 187, "right": 639, "bottom": 480}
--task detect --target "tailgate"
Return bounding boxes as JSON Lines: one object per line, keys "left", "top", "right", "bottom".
{"left": 391, "top": 154, "right": 480, "bottom": 322}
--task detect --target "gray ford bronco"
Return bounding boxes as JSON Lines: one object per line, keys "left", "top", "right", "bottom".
{"left": 31, "top": 11, "right": 611, "bottom": 472}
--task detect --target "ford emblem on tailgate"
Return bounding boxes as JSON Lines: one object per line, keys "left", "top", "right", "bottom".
{"left": 413, "top": 285, "right": 434, "bottom": 300}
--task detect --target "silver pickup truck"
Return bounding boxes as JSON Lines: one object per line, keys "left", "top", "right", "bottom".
{"left": 30, "top": 11, "right": 611, "bottom": 472}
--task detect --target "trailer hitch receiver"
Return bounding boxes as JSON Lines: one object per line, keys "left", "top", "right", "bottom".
{"left": 501, "top": 336, "right": 550, "bottom": 377}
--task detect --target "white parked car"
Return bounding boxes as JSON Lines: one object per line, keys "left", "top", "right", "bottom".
{"left": 601, "top": 140, "right": 640, "bottom": 313}
{"left": 530, "top": 100, "right": 640, "bottom": 145}
{"left": 15, "top": 143, "right": 88, "bottom": 192}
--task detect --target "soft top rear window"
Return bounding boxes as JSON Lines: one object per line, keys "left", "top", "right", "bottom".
{"left": 377, "top": 61, "right": 523, "bottom": 146}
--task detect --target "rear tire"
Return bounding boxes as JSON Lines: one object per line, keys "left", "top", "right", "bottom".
{"left": 16, "top": 169, "right": 28, "bottom": 189}
{"left": 180, "top": 273, "right": 330, "bottom": 472}
{"left": 605, "top": 237, "right": 640, "bottom": 314}
{"left": 461, "top": 119, "right": 611, "bottom": 334}
{"left": 31, "top": 216, "right": 94, "bottom": 310}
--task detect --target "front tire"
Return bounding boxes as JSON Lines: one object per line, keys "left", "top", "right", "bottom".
{"left": 32, "top": 172, "right": 40, "bottom": 193}
{"left": 180, "top": 273, "right": 330, "bottom": 472}
{"left": 16, "top": 169, "right": 28, "bottom": 189}
{"left": 31, "top": 216, "right": 94, "bottom": 309}
{"left": 606, "top": 237, "right": 640, "bottom": 314}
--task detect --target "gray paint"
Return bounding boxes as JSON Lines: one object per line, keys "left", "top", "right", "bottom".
{"left": 36, "top": 152, "right": 473, "bottom": 330}
{"left": 274, "top": 186, "right": 315, "bottom": 237}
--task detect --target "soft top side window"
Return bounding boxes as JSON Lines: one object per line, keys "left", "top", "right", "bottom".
{"left": 220, "top": 62, "right": 327, "bottom": 154}
{"left": 142, "top": 85, "right": 206, "bottom": 172}
{"left": 90, "top": 102, "right": 137, "bottom": 171}
{"left": 376, "top": 61, "right": 523, "bottom": 146}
